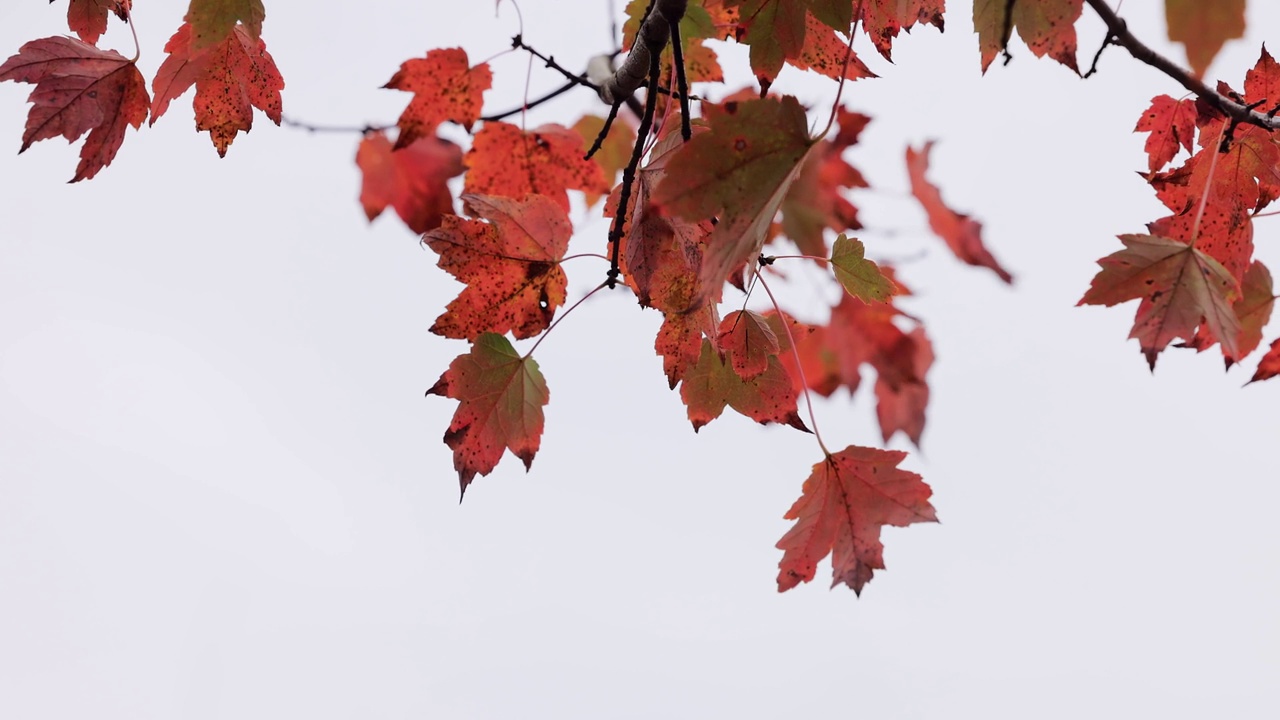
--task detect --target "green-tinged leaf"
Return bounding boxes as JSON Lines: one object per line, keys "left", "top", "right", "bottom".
{"left": 831, "top": 234, "right": 895, "bottom": 302}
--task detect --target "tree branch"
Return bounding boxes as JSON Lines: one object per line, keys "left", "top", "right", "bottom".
{"left": 599, "top": 0, "right": 687, "bottom": 104}
{"left": 1083, "top": 0, "right": 1279, "bottom": 132}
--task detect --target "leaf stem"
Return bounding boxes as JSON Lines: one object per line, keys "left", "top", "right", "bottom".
{"left": 523, "top": 281, "right": 609, "bottom": 358}
{"left": 125, "top": 6, "right": 141, "bottom": 64}
{"left": 561, "top": 252, "right": 610, "bottom": 262}
{"left": 753, "top": 269, "right": 830, "bottom": 456}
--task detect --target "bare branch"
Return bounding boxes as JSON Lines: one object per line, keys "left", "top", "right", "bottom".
{"left": 599, "top": 0, "right": 687, "bottom": 104}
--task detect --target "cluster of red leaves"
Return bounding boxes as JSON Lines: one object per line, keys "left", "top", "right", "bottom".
{"left": 352, "top": 0, "right": 987, "bottom": 593}
{"left": 0, "top": 0, "right": 283, "bottom": 180}
{"left": 1081, "top": 47, "right": 1280, "bottom": 379}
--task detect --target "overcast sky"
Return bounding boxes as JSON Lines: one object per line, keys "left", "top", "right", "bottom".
{"left": 1, "top": 2, "right": 1276, "bottom": 718}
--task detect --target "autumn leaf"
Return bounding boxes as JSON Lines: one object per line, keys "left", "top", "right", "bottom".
{"left": 789, "top": 12, "right": 877, "bottom": 82}
{"left": 974, "top": 0, "right": 1083, "bottom": 73}
{"left": 777, "top": 445, "right": 937, "bottom": 594}
{"left": 652, "top": 96, "right": 819, "bottom": 299}
{"left": 574, "top": 113, "right": 636, "bottom": 206}
{"left": 464, "top": 121, "right": 608, "bottom": 213}
{"left": 831, "top": 234, "right": 896, "bottom": 303}
{"left": 384, "top": 48, "right": 492, "bottom": 149}
{"left": 724, "top": 0, "right": 811, "bottom": 79}
{"left": 423, "top": 193, "right": 571, "bottom": 341}
{"left": 187, "top": 0, "right": 266, "bottom": 50}
{"left": 60, "top": 0, "right": 132, "bottom": 45}
{"left": 719, "top": 310, "right": 781, "bottom": 379}
{"left": 150, "top": 22, "right": 284, "bottom": 157}
{"left": 874, "top": 326, "right": 933, "bottom": 446}
{"left": 356, "top": 130, "right": 464, "bottom": 234}
{"left": 1184, "top": 260, "right": 1276, "bottom": 364}
{"left": 1079, "top": 233, "right": 1242, "bottom": 369}
{"left": 1248, "top": 338, "right": 1280, "bottom": 384}
{"left": 906, "top": 141, "right": 1013, "bottom": 283}
{"left": 766, "top": 311, "right": 843, "bottom": 396}
{"left": 427, "top": 333, "right": 550, "bottom": 496}
{"left": 779, "top": 106, "right": 869, "bottom": 257}
{"left": 0, "top": 35, "right": 148, "bottom": 181}
{"left": 1135, "top": 95, "right": 1197, "bottom": 173}
{"left": 680, "top": 339, "right": 808, "bottom": 431}
{"left": 856, "top": 0, "right": 945, "bottom": 60}
{"left": 1165, "top": 0, "right": 1245, "bottom": 79}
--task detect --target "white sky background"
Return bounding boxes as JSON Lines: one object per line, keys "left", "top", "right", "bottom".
{"left": 0, "top": 1, "right": 1277, "bottom": 717}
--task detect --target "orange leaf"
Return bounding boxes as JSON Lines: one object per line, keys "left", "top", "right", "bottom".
{"left": 780, "top": 106, "right": 870, "bottom": 256}
{"left": 906, "top": 141, "right": 1013, "bottom": 283}
{"left": 187, "top": 0, "right": 265, "bottom": 51}
{"left": 777, "top": 445, "right": 937, "bottom": 594}
{"left": 573, "top": 113, "right": 636, "bottom": 207}
{"left": 150, "top": 22, "right": 284, "bottom": 157}
{"left": 789, "top": 12, "right": 877, "bottom": 82}
{"left": 1165, "top": 0, "right": 1245, "bottom": 79}
{"left": 973, "top": 0, "right": 1083, "bottom": 73}
{"left": 384, "top": 48, "right": 491, "bottom": 149}
{"left": 1079, "top": 233, "right": 1242, "bottom": 369}
{"left": 463, "top": 122, "right": 608, "bottom": 213}
{"left": 423, "top": 193, "right": 571, "bottom": 341}
{"left": 427, "top": 333, "right": 549, "bottom": 497}
{"left": 356, "top": 130, "right": 464, "bottom": 234}
{"left": 0, "top": 35, "right": 148, "bottom": 181}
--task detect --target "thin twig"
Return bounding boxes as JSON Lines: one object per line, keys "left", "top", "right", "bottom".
{"left": 1083, "top": 0, "right": 1280, "bottom": 133}
{"left": 606, "top": 47, "right": 663, "bottom": 289}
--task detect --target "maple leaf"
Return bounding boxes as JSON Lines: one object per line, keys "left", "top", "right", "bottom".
{"left": 573, "top": 113, "right": 636, "bottom": 207}
{"left": 856, "top": 0, "right": 945, "bottom": 60}
{"left": 58, "top": 0, "right": 131, "bottom": 46}
{"left": 187, "top": 0, "right": 266, "bottom": 51}
{"left": 1079, "top": 233, "right": 1242, "bottom": 369}
{"left": 766, "top": 311, "right": 843, "bottom": 396}
{"left": 788, "top": 12, "right": 877, "bottom": 82}
{"left": 780, "top": 106, "right": 869, "bottom": 257}
{"left": 906, "top": 141, "right": 1013, "bottom": 283}
{"left": 680, "top": 339, "right": 808, "bottom": 431}
{"left": 874, "top": 326, "right": 933, "bottom": 445}
{"left": 830, "top": 234, "right": 896, "bottom": 303}
{"left": 652, "top": 96, "right": 819, "bottom": 299}
{"left": 356, "top": 130, "right": 464, "bottom": 234}
{"left": 776, "top": 445, "right": 937, "bottom": 594}
{"left": 1135, "top": 95, "right": 1197, "bottom": 174}
{"left": 150, "top": 22, "right": 284, "bottom": 157}
{"left": 1165, "top": 0, "right": 1245, "bottom": 79}
{"left": 656, "top": 303, "right": 720, "bottom": 389}
{"left": 384, "top": 48, "right": 492, "bottom": 149}
{"left": 423, "top": 193, "right": 571, "bottom": 341}
{"left": 725, "top": 0, "right": 813, "bottom": 79}
{"left": 719, "top": 310, "right": 781, "bottom": 379}
{"left": 1248, "top": 338, "right": 1280, "bottom": 384}
{"left": 463, "top": 121, "right": 608, "bottom": 213}
{"left": 427, "top": 333, "right": 550, "bottom": 496}
{"left": 973, "top": 0, "right": 1083, "bottom": 73}
{"left": 1184, "top": 260, "right": 1276, "bottom": 364}
{"left": 0, "top": 35, "right": 148, "bottom": 181}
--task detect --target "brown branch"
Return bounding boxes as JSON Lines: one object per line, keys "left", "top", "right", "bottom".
{"left": 1083, "top": 0, "right": 1279, "bottom": 132}
{"left": 599, "top": 0, "right": 687, "bottom": 104}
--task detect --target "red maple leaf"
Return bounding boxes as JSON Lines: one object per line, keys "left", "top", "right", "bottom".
{"left": 789, "top": 12, "right": 876, "bottom": 83}
{"left": 1248, "top": 338, "right": 1280, "bottom": 384}
{"left": 356, "top": 130, "right": 464, "bottom": 234}
{"left": 61, "top": 0, "right": 132, "bottom": 45}
{"left": 384, "top": 48, "right": 492, "bottom": 149}
{"left": 427, "top": 333, "right": 550, "bottom": 496}
{"left": 856, "top": 0, "right": 945, "bottom": 60}
{"left": 1135, "top": 95, "right": 1197, "bottom": 173}
{"left": 1080, "top": 233, "right": 1242, "bottom": 368}
{"left": 463, "top": 121, "right": 608, "bottom": 213}
{"left": 906, "top": 141, "right": 1013, "bottom": 283}
{"left": 777, "top": 445, "right": 937, "bottom": 594}
{"left": 652, "top": 96, "right": 819, "bottom": 299}
{"left": 1184, "top": 260, "right": 1276, "bottom": 364}
{"left": 423, "top": 193, "right": 571, "bottom": 341}
{"left": 0, "top": 35, "right": 148, "bottom": 181}
{"left": 974, "top": 0, "right": 1083, "bottom": 73}
{"left": 150, "top": 22, "right": 284, "bottom": 157}
{"left": 779, "top": 106, "right": 870, "bottom": 257}
{"left": 719, "top": 310, "right": 781, "bottom": 379}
